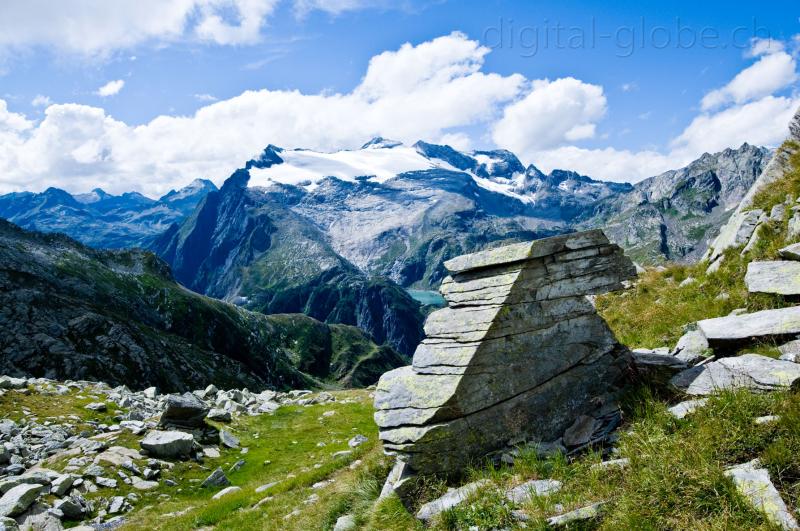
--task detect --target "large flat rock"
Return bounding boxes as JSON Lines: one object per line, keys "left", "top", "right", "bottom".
{"left": 746, "top": 261, "right": 800, "bottom": 295}
{"left": 697, "top": 306, "right": 800, "bottom": 342}
{"left": 671, "top": 354, "right": 800, "bottom": 395}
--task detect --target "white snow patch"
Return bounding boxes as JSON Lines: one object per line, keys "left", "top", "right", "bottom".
{"left": 248, "top": 146, "right": 456, "bottom": 188}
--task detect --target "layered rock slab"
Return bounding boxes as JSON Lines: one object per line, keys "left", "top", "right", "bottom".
{"left": 374, "top": 230, "right": 636, "bottom": 476}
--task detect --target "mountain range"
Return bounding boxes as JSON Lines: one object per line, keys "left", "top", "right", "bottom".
{"left": 0, "top": 178, "right": 218, "bottom": 249}
{"left": 0, "top": 139, "right": 772, "bottom": 360}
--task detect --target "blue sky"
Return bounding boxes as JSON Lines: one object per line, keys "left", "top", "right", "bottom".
{"left": 0, "top": 0, "right": 798, "bottom": 195}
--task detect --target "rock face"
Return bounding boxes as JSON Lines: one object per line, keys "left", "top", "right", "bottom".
{"left": 745, "top": 261, "right": 800, "bottom": 295}
{"left": 374, "top": 230, "right": 636, "bottom": 477}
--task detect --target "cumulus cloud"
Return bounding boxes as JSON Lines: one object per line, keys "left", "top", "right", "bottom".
{"left": 95, "top": 80, "right": 125, "bottom": 97}
{"left": 491, "top": 77, "right": 606, "bottom": 158}
{"left": 1, "top": 32, "right": 799, "bottom": 193}
{"left": 0, "top": 0, "right": 375, "bottom": 56}
{"left": 0, "top": 32, "right": 524, "bottom": 195}
{"left": 701, "top": 49, "right": 797, "bottom": 111}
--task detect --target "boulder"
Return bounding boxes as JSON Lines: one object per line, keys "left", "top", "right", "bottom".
{"left": 632, "top": 351, "right": 688, "bottom": 386}
{"left": 219, "top": 430, "right": 239, "bottom": 449}
{"left": 415, "top": 480, "right": 489, "bottom": 522}
{"left": 745, "top": 262, "right": 800, "bottom": 295}
{"left": 0, "top": 484, "right": 41, "bottom": 517}
{"left": 374, "top": 231, "right": 636, "bottom": 478}
{"left": 333, "top": 514, "right": 356, "bottom": 531}
{"left": 0, "top": 377, "right": 26, "bottom": 390}
{"left": 697, "top": 307, "right": 800, "bottom": 344}
{"left": 206, "top": 409, "right": 231, "bottom": 423}
{"left": 725, "top": 460, "right": 799, "bottom": 530}
{"left": 671, "top": 354, "right": 800, "bottom": 396}
{"left": 159, "top": 393, "right": 209, "bottom": 429}
{"left": 140, "top": 430, "right": 194, "bottom": 459}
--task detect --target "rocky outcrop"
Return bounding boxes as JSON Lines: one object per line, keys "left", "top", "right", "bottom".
{"left": 374, "top": 230, "right": 636, "bottom": 479}
{"left": 697, "top": 306, "right": 800, "bottom": 344}
{"left": 671, "top": 354, "right": 800, "bottom": 395}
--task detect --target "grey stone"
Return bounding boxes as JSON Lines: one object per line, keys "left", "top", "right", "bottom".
{"left": 348, "top": 435, "right": 367, "bottom": 448}
{"left": 95, "top": 476, "right": 117, "bottom": 488}
{"left": 771, "top": 204, "right": 787, "bottom": 222}
{"left": 562, "top": 415, "right": 598, "bottom": 448}
{"left": 415, "top": 480, "right": 490, "bottom": 522}
{"left": 790, "top": 212, "right": 800, "bottom": 241}
{"left": 505, "top": 479, "right": 562, "bottom": 504}
{"left": 779, "top": 243, "right": 800, "bottom": 261}
{"left": 725, "top": 460, "right": 799, "bottom": 530}
{"left": 0, "top": 517, "right": 18, "bottom": 530}
{"left": 746, "top": 261, "right": 800, "bottom": 295}
{"left": 333, "top": 514, "right": 356, "bottom": 531}
{"left": 206, "top": 409, "right": 231, "bottom": 423}
{"left": 219, "top": 430, "right": 239, "bottom": 449}
{"left": 0, "top": 484, "right": 41, "bottom": 517}
{"left": 672, "top": 329, "right": 710, "bottom": 365}
{"left": 131, "top": 477, "right": 158, "bottom": 490}
{"left": 755, "top": 415, "right": 780, "bottom": 425}
{"left": 668, "top": 399, "right": 709, "bottom": 419}
{"left": 590, "top": 458, "right": 630, "bottom": 471}
{"left": 374, "top": 231, "right": 636, "bottom": 476}
{"left": 547, "top": 501, "right": 607, "bottom": 527}
{"left": 140, "top": 430, "right": 194, "bottom": 459}
{"left": 698, "top": 307, "right": 800, "bottom": 343}
{"left": 671, "top": 354, "right": 800, "bottom": 396}
{"left": 49, "top": 475, "right": 75, "bottom": 497}
{"left": 0, "top": 377, "right": 26, "bottom": 390}
{"left": 212, "top": 486, "right": 241, "bottom": 500}
{"left": 83, "top": 402, "right": 106, "bottom": 412}
{"left": 201, "top": 468, "right": 230, "bottom": 488}
{"left": 779, "top": 339, "right": 800, "bottom": 360}
{"left": 159, "top": 393, "right": 209, "bottom": 429}
{"left": 632, "top": 351, "right": 688, "bottom": 385}
{"left": 255, "top": 482, "right": 278, "bottom": 493}
{"left": 53, "top": 496, "right": 88, "bottom": 519}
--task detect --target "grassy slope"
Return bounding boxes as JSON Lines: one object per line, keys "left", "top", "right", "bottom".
{"left": 350, "top": 142, "right": 800, "bottom": 529}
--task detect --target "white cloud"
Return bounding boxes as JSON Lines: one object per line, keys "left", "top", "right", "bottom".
{"left": 0, "top": 0, "right": 375, "bottom": 57}
{"left": 701, "top": 50, "right": 797, "bottom": 111}
{"left": 95, "top": 80, "right": 125, "bottom": 97}
{"left": 194, "top": 93, "right": 218, "bottom": 102}
{"left": 748, "top": 37, "right": 785, "bottom": 58}
{"left": 491, "top": 77, "right": 606, "bottom": 155}
{"left": 0, "top": 32, "right": 524, "bottom": 195}
{"left": 1, "top": 32, "right": 799, "bottom": 193}
{"left": 31, "top": 94, "right": 52, "bottom": 107}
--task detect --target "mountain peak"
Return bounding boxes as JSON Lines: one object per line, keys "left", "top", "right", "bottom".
{"left": 361, "top": 137, "right": 403, "bottom": 149}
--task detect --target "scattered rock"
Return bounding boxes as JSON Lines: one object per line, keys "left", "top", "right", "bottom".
{"left": 590, "top": 458, "right": 630, "bottom": 471}
{"left": 131, "top": 477, "right": 158, "bottom": 491}
{"left": 672, "top": 329, "right": 710, "bottom": 365}
{"left": 505, "top": 479, "right": 562, "bottom": 504}
{"left": 219, "top": 430, "right": 239, "bottom": 449}
{"left": 201, "top": 468, "right": 230, "bottom": 488}
{"left": 755, "top": 415, "right": 780, "bottom": 425}
{"left": 141, "top": 430, "right": 195, "bottom": 459}
{"left": 333, "top": 514, "right": 356, "bottom": 531}
{"left": 212, "top": 486, "right": 241, "bottom": 500}
{"left": 668, "top": 399, "right": 709, "bottom": 419}
{"left": 632, "top": 351, "right": 688, "bottom": 386}
{"left": 779, "top": 243, "right": 800, "bottom": 261}
{"left": 671, "top": 354, "right": 800, "bottom": 395}
{"left": 95, "top": 476, "right": 117, "bottom": 488}
{"left": 725, "top": 460, "right": 799, "bottom": 530}
{"left": 84, "top": 402, "right": 107, "bottom": 412}
{"left": 679, "top": 277, "right": 697, "bottom": 288}
{"left": 705, "top": 209, "right": 764, "bottom": 264}
{"left": 255, "top": 482, "right": 278, "bottom": 494}
{"left": 206, "top": 409, "right": 231, "bottom": 423}
{"left": 347, "top": 435, "right": 367, "bottom": 448}
{"left": 563, "top": 415, "right": 598, "bottom": 448}
{"left": 415, "top": 480, "right": 490, "bottom": 522}
{"left": 0, "top": 377, "right": 26, "bottom": 390}
{"left": 547, "top": 501, "right": 607, "bottom": 527}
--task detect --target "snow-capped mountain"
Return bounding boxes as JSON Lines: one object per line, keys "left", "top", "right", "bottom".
{"left": 0, "top": 179, "right": 217, "bottom": 249}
